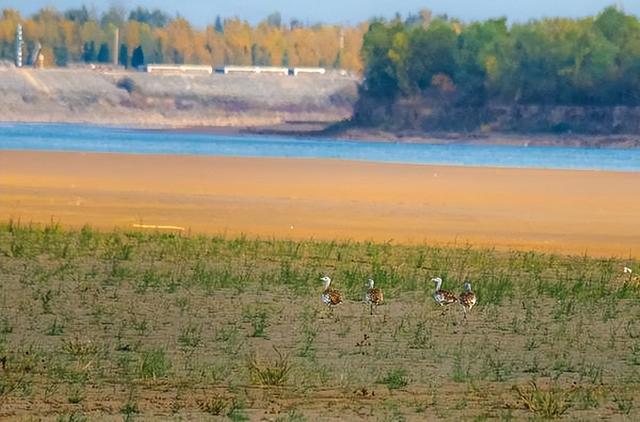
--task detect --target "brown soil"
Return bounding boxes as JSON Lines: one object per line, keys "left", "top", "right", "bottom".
{"left": 1, "top": 150, "right": 639, "bottom": 258}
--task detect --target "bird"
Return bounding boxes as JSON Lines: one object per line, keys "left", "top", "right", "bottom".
{"left": 320, "top": 276, "right": 343, "bottom": 307}
{"left": 458, "top": 282, "right": 477, "bottom": 319}
{"left": 364, "top": 278, "right": 384, "bottom": 315}
{"left": 431, "top": 277, "right": 458, "bottom": 312}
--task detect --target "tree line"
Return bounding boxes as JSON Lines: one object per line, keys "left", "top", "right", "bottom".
{"left": 361, "top": 7, "right": 640, "bottom": 106}
{"left": 0, "top": 6, "right": 364, "bottom": 71}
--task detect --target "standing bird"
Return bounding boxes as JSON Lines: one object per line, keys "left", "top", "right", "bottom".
{"left": 364, "top": 278, "right": 384, "bottom": 315}
{"left": 431, "top": 277, "right": 458, "bottom": 312}
{"left": 458, "top": 282, "right": 477, "bottom": 319}
{"left": 320, "top": 276, "right": 343, "bottom": 307}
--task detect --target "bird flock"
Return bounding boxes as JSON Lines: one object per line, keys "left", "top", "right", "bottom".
{"left": 320, "top": 275, "right": 476, "bottom": 318}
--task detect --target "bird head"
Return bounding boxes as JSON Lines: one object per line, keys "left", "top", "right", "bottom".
{"left": 431, "top": 277, "right": 442, "bottom": 284}
{"left": 463, "top": 281, "right": 472, "bottom": 291}
{"left": 320, "top": 275, "right": 331, "bottom": 289}
{"left": 367, "top": 278, "right": 375, "bottom": 288}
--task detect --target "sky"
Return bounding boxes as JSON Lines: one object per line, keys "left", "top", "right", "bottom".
{"left": 2, "top": 0, "right": 639, "bottom": 27}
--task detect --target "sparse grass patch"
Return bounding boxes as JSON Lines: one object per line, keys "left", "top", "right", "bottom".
{"left": 513, "top": 381, "right": 569, "bottom": 419}
{"left": 46, "top": 317, "right": 65, "bottom": 336}
{"left": 381, "top": 368, "right": 409, "bottom": 390}
{"left": 138, "top": 348, "right": 171, "bottom": 380}
{"left": 177, "top": 324, "right": 202, "bottom": 349}
{"left": 614, "top": 392, "right": 634, "bottom": 415}
{"left": 248, "top": 347, "right": 292, "bottom": 386}
{"left": 197, "top": 394, "right": 230, "bottom": 415}
{"left": 0, "top": 225, "right": 638, "bottom": 419}
{"left": 242, "top": 305, "right": 269, "bottom": 338}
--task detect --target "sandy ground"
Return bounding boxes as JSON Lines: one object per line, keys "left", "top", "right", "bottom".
{"left": 1, "top": 150, "right": 639, "bottom": 257}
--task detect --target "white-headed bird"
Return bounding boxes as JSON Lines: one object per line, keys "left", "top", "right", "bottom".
{"left": 364, "top": 278, "right": 384, "bottom": 315}
{"left": 431, "top": 277, "right": 457, "bottom": 312}
{"left": 320, "top": 276, "right": 343, "bottom": 307}
{"left": 458, "top": 282, "right": 477, "bottom": 319}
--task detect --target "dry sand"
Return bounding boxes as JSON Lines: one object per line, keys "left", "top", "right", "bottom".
{"left": 1, "top": 150, "right": 638, "bottom": 257}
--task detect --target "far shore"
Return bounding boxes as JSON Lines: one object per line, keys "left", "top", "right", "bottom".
{"left": 3, "top": 118, "right": 640, "bottom": 148}
{"left": 1, "top": 150, "right": 638, "bottom": 258}
{"left": 137, "top": 121, "right": 640, "bottom": 148}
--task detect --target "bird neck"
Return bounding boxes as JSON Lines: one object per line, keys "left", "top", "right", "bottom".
{"left": 435, "top": 279, "right": 442, "bottom": 291}
{"left": 323, "top": 280, "right": 331, "bottom": 291}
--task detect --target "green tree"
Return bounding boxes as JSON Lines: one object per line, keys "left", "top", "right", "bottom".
{"left": 128, "top": 7, "right": 169, "bottom": 27}
{"left": 82, "top": 40, "right": 96, "bottom": 62}
{"left": 405, "top": 19, "right": 457, "bottom": 92}
{"left": 118, "top": 43, "right": 128, "bottom": 67}
{"left": 64, "top": 6, "right": 91, "bottom": 24}
{"left": 214, "top": 15, "right": 224, "bottom": 33}
{"left": 97, "top": 42, "right": 110, "bottom": 62}
{"left": 361, "top": 21, "right": 403, "bottom": 99}
{"left": 131, "top": 45, "right": 144, "bottom": 68}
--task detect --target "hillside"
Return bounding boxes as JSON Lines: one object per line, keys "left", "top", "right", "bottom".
{"left": 0, "top": 67, "right": 358, "bottom": 128}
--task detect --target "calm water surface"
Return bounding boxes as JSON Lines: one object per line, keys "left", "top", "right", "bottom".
{"left": 0, "top": 123, "right": 639, "bottom": 172}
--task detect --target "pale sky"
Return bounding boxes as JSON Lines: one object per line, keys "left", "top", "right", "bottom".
{"left": 2, "top": 0, "right": 638, "bottom": 27}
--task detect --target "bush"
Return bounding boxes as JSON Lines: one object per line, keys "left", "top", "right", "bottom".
{"left": 116, "top": 77, "right": 138, "bottom": 94}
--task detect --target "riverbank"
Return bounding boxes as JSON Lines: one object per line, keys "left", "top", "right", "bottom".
{"left": 3, "top": 67, "right": 640, "bottom": 148}
{"left": 1, "top": 150, "right": 638, "bottom": 257}
{"left": 135, "top": 119, "right": 640, "bottom": 148}
{"left": 238, "top": 122, "right": 640, "bottom": 148}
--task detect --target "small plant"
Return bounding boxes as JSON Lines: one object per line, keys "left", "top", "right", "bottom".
{"left": 297, "top": 324, "right": 317, "bottom": 360}
{"left": 131, "top": 317, "right": 149, "bottom": 336}
{"left": 138, "top": 348, "right": 171, "bottom": 380}
{"left": 216, "top": 325, "right": 241, "bottom": 355}
{"left": 452, "top": 351, "right": 472, "bottom": 383}
{"left": 613, "top": 393, "right": 633, "bottom": 415}
{"left": 381, "top": 368, "right": 409, "bottom": 390}
{"left": 40, "top": 290, "right": 53, "bottom": 314}
{"left": 197, "top": 394, "right": 230, "bottom": 415}
{"left": 176, "top": 297, "right": 190, "bottom": 314}
{"left": 514, "top": 381, "right": 569, "bottom": 418}
{"left": 227, "top": 398, "right": 250, "bottom": 422}
{"left": 248, "top": 347, "right": 292, "bottom": 386}
{"left": 47, "top": 318, "right": 65, "bottom": 336}
{"left": 0, "top": 317, "right": 13, "bottom": 334}
{"left": 243, "top": 306, "right": 269, "bottom": 338}
{"left": 574, "top": 385, "right": 603, "bottom": 410}
{"left": 410, "top": 320, "right": 433, "bottom": 349}
{"left": 55, "top": 412, "right": 88, "bottom": 422}
{"left": 121, "top": 401, "right": 140, "bottom": 421}
{"left": 483, "top": 351, "right": 511, "bottom": 382}
{"left": 62, "top": 336, "right": 97, "bottom": 357}
{"left": 177, "top": 324, "right": 202, "bottom": 349}
{"left": 276, "top": 409, "right": 306, "bottom": 422}
{"left": 67, "top": 385, "right": 85, "bottom": 404}
{"left": 629, "top": 342, "right": 640, "bottom": 366}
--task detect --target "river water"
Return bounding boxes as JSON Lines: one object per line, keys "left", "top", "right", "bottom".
{"left": 1, "top": 123, "right": 638, "bottom": 172}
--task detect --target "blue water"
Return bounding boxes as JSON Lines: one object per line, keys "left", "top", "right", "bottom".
{"left": 1, "top": 123, "right": 639, "bottom": 172}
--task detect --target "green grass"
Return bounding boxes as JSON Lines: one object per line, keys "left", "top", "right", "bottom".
{"left": 381, "top": 368, "right": 409, "bottom": 390}
{"left": 0, "top": 222, "right": 638, "bottom": 419}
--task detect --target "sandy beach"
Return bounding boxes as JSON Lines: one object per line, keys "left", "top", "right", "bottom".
{"left": 1, "top": 150, "right": 638, "bottom": 257}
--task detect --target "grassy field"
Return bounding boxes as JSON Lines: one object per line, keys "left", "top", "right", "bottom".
{"left": 0, "top": 221, "right": 639, "bottom": 421}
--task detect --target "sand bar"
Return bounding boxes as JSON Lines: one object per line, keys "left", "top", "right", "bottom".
{"left": 1, "top": 150, "right": 638, "bottom": 257}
